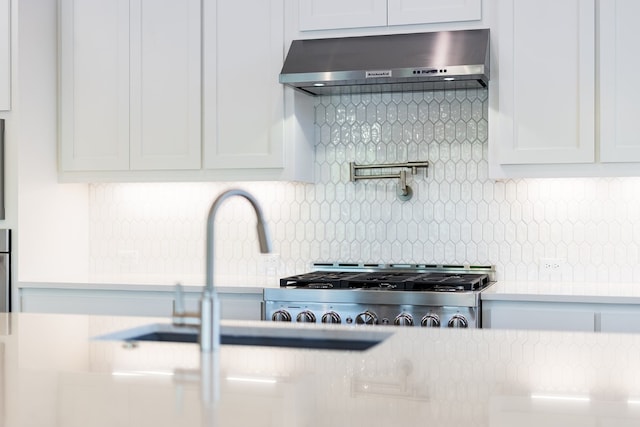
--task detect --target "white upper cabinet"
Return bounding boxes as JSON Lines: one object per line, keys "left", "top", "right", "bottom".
{"left": 59, "top": 0, "right": 130, "bottom": 171}
{"left": 299, "top": 0, "right": 387, "bottom": 31}
{"left": 490, "top": 0, "right": 640, "bottom": 178}
{"left": 59, "top": 0, "right": 201, "bottom": 172}
{"left": 492, "top": 0, "right": 595, "bottom": 166}
{"left": 59, "top": 0, "right": 314, "bottom": 182}
{"left": 599, "top": 0, "right": 640, "bottom": 163}
{"left": 299, "top": 0, "right": 481, "bottom": 31}
{"left": 203, "top": 0, "right": 285, "bottom": 172}
{"left": 129, "top": 0, "right": 202, "bottom": 171}
{"left": 387, "top": 0, "right": 482, "bottom": 26}
{"left": 0, "top": 0, "right": 10, "bottom": 111}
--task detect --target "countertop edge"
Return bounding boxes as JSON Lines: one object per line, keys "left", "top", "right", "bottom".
{"left": 17, "top": 281, "right": 265, "bottom": 294}
{"left": 481, "top": 280, "right": 640, "bottom": 305}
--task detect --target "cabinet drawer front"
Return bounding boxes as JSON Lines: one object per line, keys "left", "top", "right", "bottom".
{"left": 487, "top": 306, "right": 594, "bottom": 332}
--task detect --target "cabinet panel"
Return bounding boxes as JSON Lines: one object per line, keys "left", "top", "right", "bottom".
{"left": 130, "top": 0, "right": 201, "bottom": 170}
{"left": 495, "top": 0, "right": 595, "bottom": 165}
{"left": 19, "top": 287, "right": 264, "bottom": 321}
{"left": 59, "top": 0, "right": 130, "bottom": 171}
{"left": 598, "top": 311, "right": 640, "bottom": 334}
{"left": 0, "top": 0, "right": 10, "bottom": 111}
{"left": 486, "top": 306, "right": 594, "bottom": 332}
{"left": 298, "top": 0, "right": 387, "bottom": 31}
{"left": 203, "top": 0, "right": 284, "bottom": 170}
{"left": 599, "top": 0, "right": 640, "bottom": 162}
{"left": 60, "top": 0, "right": 202, "bottom": 173}
{"left": 387, "top": 0, "right": 481, "bottom": 26}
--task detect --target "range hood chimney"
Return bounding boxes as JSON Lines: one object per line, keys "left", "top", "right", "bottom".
{"left": 279, "top": 29, "right": 490, "bottom": 96}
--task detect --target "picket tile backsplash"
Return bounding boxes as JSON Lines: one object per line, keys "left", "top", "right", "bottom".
{"left": 88, "top": 88, "right": 640, "bottom": 285}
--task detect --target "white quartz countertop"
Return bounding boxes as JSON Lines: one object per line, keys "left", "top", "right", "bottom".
{"left": 3, "top": 312, "right": 640, "bottom": 426}
{"left": 482, "top": 280, "right": 640, "bottom": 304}
{"left": 17, "top": 280, "right": 268, "bottom": 294}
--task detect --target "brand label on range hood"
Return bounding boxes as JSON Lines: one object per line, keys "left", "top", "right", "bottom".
{"left": 366, "top": 70, "right": 392, "bottom": 79}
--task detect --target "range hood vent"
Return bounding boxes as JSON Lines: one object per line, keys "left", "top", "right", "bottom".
{"left": 279, "top": 29, "right": 490, "bottom": 96}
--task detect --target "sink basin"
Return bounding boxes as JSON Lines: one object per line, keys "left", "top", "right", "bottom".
{"left": 94, "top": 323, "right": 391, "bottom": 351}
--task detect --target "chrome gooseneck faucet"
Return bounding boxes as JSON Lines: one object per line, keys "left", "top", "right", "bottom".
{"left": 173, "top": 189, "right": 272, "bottom": 352}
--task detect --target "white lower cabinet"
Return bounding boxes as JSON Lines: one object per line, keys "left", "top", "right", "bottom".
{"left": 482, "top": 301, "right": 595, "bottom": 332}
{"left": 19, "top": 287, "right": 264, "bottom": 321}
{"left": 598, "top": 311, "right": 640, "bottom": 334}
{"left": 483, "top": 300, "right": 640, "bottom": 333}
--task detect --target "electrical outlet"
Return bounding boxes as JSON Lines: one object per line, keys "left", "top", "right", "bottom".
{"left": 539, "top": 258, "right": 565, "bottom": 274}
{"left": 262, "top": 253, "right": 280, "bottom": 276}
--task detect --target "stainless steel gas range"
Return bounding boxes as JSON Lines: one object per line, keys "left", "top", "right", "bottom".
{"left": 263, "top": 263, "right": 495, "bottom": 328}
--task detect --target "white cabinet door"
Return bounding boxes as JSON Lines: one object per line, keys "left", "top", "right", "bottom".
{"left": 387, "top": 0, "right": 481, "bottom": 26}
{"left": 19, "top": 287, "right": 263, "bottom": 320}
{"left": 494, "top": 0, "right": 595, "bottom": 165}
{"left": 0, "top": 0, "right": 10, "bottom": 111}
{"left": 298, "top": 0, "right": 481, "bottom": 31}
{"left": 59, "top": 0, "right": 201, "bottom": 172}
{"left": 59, "top": 0, "right": 130, "bottom": 171}
{"left": 599, "top": 0, "right": 640, "bottom": 163}
{"left": 203, "top": 0, "right": 285, "bottom": 171}
{"left": 598, "top": 311, "right": 640, "bottom": 334}
{"left": 298, "top": 0, "right": 387, "bottom": 31}
{"left": 484, "top": 305, "right": 594, "bottom": 332}
{"left": 129, "top": 0, "right": 201, "bottom": 170}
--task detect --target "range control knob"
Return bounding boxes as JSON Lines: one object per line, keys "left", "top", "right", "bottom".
{"left": 447, "top": 314, "right": 469, "bottom": 328}
{"left": 394, "top": 313, "right": 414, "bottom": 326}
{"left": 321, "top": 311, "right": 341, "bottom": 324}
{"left": 296, "top": 310, "right": 317, "bottom": 323}
{"left": 355, "top": 311, "right": 378, "bottom": 325}
{"left": 421, "top": 314, "right": 441, "bottom": 328}
{"left": 271, "top": 310, "right": 292, "bottom": 322}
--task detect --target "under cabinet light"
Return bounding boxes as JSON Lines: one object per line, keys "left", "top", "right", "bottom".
{"left": 530, "top": 393, "right": 590, "bottom": 402}
{"left": 226, "top": 375, "right": 277, "bottom": 385}
{"left": 112, "top": 370, "right": 174, "bottom": 378}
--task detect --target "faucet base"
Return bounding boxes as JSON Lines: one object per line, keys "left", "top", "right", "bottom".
{"left": 199, "top": 290, "right": 221, "bottom": 352}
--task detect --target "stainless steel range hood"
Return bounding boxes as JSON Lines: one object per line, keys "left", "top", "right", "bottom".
{"left": 279, "top": 29, "right": 490, "bottom": 96}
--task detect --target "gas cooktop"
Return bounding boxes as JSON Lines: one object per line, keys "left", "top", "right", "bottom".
{"left": 266, "top": 263, "right": 496, "bottom": 328}
{"left": 279, "top": 264, "right": 493, "bottom": 292}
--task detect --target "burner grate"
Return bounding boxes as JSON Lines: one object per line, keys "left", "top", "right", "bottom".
{"left": 341, "top": 272, "right": 421, "bottom": 290}
{"left": 279, "top": 269, "right": 491, "bottom": 292}
{"left": 405, "top": 273, "right": 490, "bottom": 291}
{"left": 279, "top": 271, "right": 365, "bottom": 289}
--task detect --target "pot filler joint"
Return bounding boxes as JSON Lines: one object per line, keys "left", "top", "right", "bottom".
{"left": 349, "top": 161, "right": 429, "bottom": 201}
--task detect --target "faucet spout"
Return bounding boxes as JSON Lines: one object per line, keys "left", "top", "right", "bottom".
{"left": 200, "top": 189, "right": 272, "bottom": 352}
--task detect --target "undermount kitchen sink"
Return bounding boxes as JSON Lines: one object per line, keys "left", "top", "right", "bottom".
{"left": 94, "top": 323, "right": 392, "bottom": 351}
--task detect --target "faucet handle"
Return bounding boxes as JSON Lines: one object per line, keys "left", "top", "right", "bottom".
{"left": 172, "top": 283, "right": 202, "bottom": 327}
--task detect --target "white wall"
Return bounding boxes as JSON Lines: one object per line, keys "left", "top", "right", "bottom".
{"left": 16, "top": 0, "right": 90, "bottom": 283}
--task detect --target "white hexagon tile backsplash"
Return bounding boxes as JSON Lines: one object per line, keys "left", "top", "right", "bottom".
{"left": 88, "top": 88, "right": 640, "bottom": 285}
